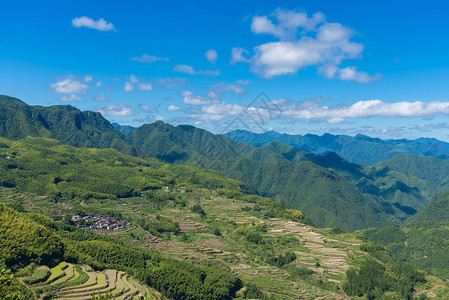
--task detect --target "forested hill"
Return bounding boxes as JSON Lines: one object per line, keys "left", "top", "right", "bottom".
{"left": 126, "top": 121, "right": 398, "bottom": 230}
{"left": 225, "top": 129, "right": 449, "bottom": 165}
{"left": 1, "top": 136, "right": 441, "bottom": 299}
{"left": 0, "top": 96, "right": 446, "bottom": 230}
{"left": 0, "top": 95, "right": 138, "bottom": 156}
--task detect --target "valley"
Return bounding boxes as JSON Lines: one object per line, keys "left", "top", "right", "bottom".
{"left": 2, "top": 97, "right": 449, "bottom": 299}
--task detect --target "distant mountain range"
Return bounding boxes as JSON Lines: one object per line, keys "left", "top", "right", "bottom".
{"left": 3, "top": 95, "right": 449, "bottom": 230}
{"left": 225, "top": 129, "right": 449, "bottom": 165}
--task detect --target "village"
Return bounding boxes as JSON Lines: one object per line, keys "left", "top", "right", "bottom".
{"left": 71, "top": 214, "right": 129, "bottom": 231}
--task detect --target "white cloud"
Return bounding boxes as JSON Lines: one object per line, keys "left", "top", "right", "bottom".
{"left": 137, "top": 83, "right": 152, "bottom": 91}
{"left": 140, "top": 104, "right": 151, "bottom": 112}
{"left": 124, "top": 82, "right": 134, "bottom": 92}
{"left": 336, "top": 66, "right": 381, "bottom": 83}
{"left": 208, "top": 80, "right": 251, "bottom": 99}
{"left": 59, "top": 94, "right": 83, "bottom": 102}
{"left": 276, "top": 99, "right": 449, "bottom": 122}
{"left": 83, "top": 75, "right": 93, "bottom": 82}
{"left": 173, "top": 65, "right": 195, "bottom": 74}
{"left": 129, "top": 74, "right": 138, "bottom": 84}
{"left": 181, "top": 90, "right": 194, "bottom": 97}
{"left": 173, "top": 65, "right": 221, "bottom": 76}
{"left": 251, "top": 9, "right": 325, "bottom": 40}
{"left": 183, "top": 95, "right": 212, "bottom": 106}
{"left": 72, "top": 16, "right": 115, "bottom": 31}
{"left": 124, "top": 75, "right": 152, "bottom": 92}
{"left": 230, "top": 47, "right": 249, "bottom": 64}
{"left": 94, "top": 94, "right": 108, "bottom": 101}
{"left": 205, "top": 49, "right": 218, "bottom": 64}
{"left": 185, "top": 96, "right": 449, "bottom": 126}
{"left": 155, "top": 115, "right": 165, "bottom": 121}
{"left": 156, "top": 78, "right": 189, "bottom": 89}
{"left": 98, "top": 105, "right": 135, "bottom": 116}
{"left": 233, "top": 8, "right": 378, "bottom": 82}
{"left": 50, "top": 76, "right": 88, "bottom": 94}
{"left": 189, "top": 102, "right": 246, "bottom": 122}
{"left": 167, "top": 105, "right": 180, "bottom": 112}
{"left": 327, "top": 117, "right": 345, "bottom": 124}
{"left": 95, "top": 81, "right": 102, "bottom": 87}
{"left": 130, "top": 54, "right": 169, "bottom": 63}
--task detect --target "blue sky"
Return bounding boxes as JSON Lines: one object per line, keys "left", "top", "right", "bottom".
{"left": 2, "top": 0, "right": 449, "bottom": 140}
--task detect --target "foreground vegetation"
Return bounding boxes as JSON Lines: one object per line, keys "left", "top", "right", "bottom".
{"left": 1, "top": 136, "right": 448, "bottom": 298}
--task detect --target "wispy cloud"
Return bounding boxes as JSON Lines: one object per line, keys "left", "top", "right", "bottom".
{"left": 50, "top": 76, "right": 89, "bottom": 94}
{"left": 59, "top": 94, "right": 83, "bottom": 102}
{"left": 94, "top": 95, "right": 108, "bottom": 101}
{"left": 208, "top": 80, "right": 251, "bottom": 99}
{"left": 205, "top": 49, "right": 218, "bottom": 64}
{"left": 232, "top": 8, "right": 379, "bottom": 82}
{"left": 72, "top": 16, "right": 116, "bottom": 31}
{"left": 130, "top": 54, "right": 169, "bottom": 63}
{"left": 140, "top": 104, "right": 151, "bottom": 112}
{"left": 155, "top": 78, "right": 188, "bottom": 89}
{"left": 124, "top": 75, "right": 152, "bottom": 92}
{"left": 183, "top": 95, "right": 214, "bottom": 106}
{"left": 173, "top": 64, "right": 221, "bottom": 76}
{"left": 98, "top": 105, "right": 135, "bottom": 116}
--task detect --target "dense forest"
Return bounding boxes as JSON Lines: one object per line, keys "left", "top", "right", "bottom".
{"left": 3, "top": 96, "right": 449, "bottom": 299}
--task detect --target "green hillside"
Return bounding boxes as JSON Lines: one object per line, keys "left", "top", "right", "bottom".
{"left": 406, "top": 191, "right": 449, "bottom": 224}
{"left": 126, "top": 121, "right": 397, "bottom": 230}
{"left": 0, "top": 95, "right": 138, "bottom": 156}
{"left": 0, "top": 96, "right": 446, "bottom": 230}
{"left": 1, "top": 135, "right": 448, "bottom": 299}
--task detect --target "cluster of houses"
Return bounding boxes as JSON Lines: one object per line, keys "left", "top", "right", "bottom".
{"left": 71, "top": 214, "right": 129, "bottom": 231}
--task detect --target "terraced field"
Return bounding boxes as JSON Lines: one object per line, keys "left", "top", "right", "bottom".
{"left": 17, "top": 262, "right": 151, "bottom": 299}
{"left": 5, "top": 186, "right": 448, "bottom": 299}
{"left": 130, "top": 195, "right": 365, "bottom": 299}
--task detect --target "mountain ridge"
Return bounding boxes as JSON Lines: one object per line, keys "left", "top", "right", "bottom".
{"left": 225, "top": 129, "right": 449, "bottom": 165}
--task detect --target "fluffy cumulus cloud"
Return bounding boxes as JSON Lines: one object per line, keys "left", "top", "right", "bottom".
{"left": 173, "top": 65, "right": 221, "bottom": 76}
{"left": 124, "top": 75, "right": 152, "bottom": 92}
{"left": 98, "top": 105, "right": 135, "bottom": 116}
{"left": 130, "top": 54, "right": 169, "bottom": 63}
{"left": 50, "top": 76, "right": 89, "bottom": 94}
{"left": 59, "top": 94, "right": 83, "bottom": 102}
{"left": 205, "top": 49, "right": 218, "bottom": 64}
{"left": 232, "top": 8, "right": 379, "bottom": 82}
{"left": 167, "top": 105, "right": 180, "bottom": 112}
{"left": 72, "top": 16, "right": 116, "bottom": 31}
